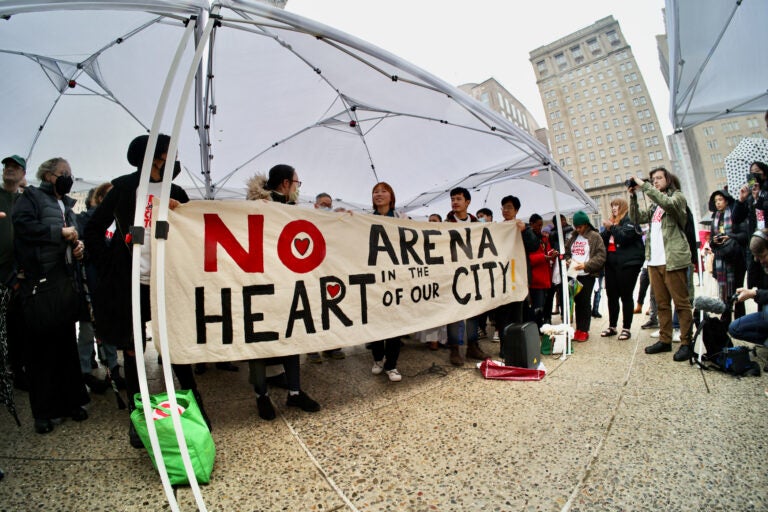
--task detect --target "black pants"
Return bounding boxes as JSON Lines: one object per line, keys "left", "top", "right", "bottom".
{"left": 371, "top": 338, "right": 401, "bottom": 370}
{"left": 248, "top": 355, "right": 301, "bottom": 395}
{"left": 124, "top": 284, "right": 197, "bottom": 406}
{"left": 494, "top": 301, "right": 524, "bottom": 338}
{"left": 605, "top": 261, "right": 642, "bottom": 330}
{"left": 25, "top": 320, "right": 89, "bottom": 420}
{"left": 574, "top": 276, "right": 596, "bottom": 332}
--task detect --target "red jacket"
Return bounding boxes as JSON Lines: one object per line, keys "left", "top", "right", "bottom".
{"left": 527, "top": 233, "right": 553, "bottom": 289}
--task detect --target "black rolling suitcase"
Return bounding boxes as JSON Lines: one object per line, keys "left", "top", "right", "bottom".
{"left": 501, "top": 322, "right": 541, "bottom": 368}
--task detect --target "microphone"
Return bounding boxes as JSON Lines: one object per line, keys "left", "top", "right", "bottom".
{"left": 693, "top": 295, "right": 727, "bottom": 315}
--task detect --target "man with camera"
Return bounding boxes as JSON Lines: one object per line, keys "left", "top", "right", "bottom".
{"left": 628, "top": 167, "right": 694, "bottom": 362}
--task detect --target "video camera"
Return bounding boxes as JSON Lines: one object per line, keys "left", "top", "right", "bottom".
{"left": 624, "top": 178, "right": 636, "bottom": 189}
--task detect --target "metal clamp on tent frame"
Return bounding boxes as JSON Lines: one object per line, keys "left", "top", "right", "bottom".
{"left": 154, "top": 220, "right": 169, "bottom": 240}
{"left": 127, "top": 225, "right": 145, "bottom": 245}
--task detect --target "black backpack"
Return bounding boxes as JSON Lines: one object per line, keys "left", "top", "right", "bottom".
{"left": 691, "top": 315, "right": 761, "bottom": 377}
{"left": 681, "top": 206, "right": 698, "bottom": 268}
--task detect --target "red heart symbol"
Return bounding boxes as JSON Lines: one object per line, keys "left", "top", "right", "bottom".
{"left": 294, "top": 238, "right": 310, "bottom": 256}
{"left": 326, "top": 283, "right": 341, "bottom": 298}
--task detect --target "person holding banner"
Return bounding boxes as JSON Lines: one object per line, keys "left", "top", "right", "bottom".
{"left": 492, "top": 195, "right": 534, "bottom": 347}
{"left": 245, "top": 164, "right": 321, "bottom": 418}
{"left": 369, "top": 182, "right": 406, "bottom": 381}
{"left": 83, "top": 134, "right": 209, "bottom": 446}
{"left": 444, "top": 187, "right": 489, "bottom": 366}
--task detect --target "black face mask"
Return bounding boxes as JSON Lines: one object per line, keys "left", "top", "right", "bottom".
{"left": 54, "top": 175, "right": 73, "bottom": 195}
{"left": 154, "top": 160, "right": 182, "bottom": 181}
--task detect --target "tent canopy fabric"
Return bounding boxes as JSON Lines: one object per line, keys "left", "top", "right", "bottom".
{"left": 666, "top": 0, "right": 768, "bottom": 131}
{"left": 0, "top": 0, "right": 596, "bottom": 214}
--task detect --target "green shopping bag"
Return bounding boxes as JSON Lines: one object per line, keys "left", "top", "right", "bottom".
{"left": 131, "top": 389, "right": 216, "bottom": 485}
{"left": 541, "top": 334, "right": 552, "bottom": 355}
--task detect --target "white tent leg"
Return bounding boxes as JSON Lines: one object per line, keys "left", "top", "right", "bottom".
{"left": 128, "top": 16, "right": 198, "bottom": 512}
{"left": 547, "top": 164, "right": 572, "bottom": 360}
{"left": 153, "top": 10, "right": 220, "bottom": 512}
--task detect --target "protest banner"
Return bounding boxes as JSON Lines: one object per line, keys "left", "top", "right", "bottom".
{"left": 153, "top": 200, "right": 528, "bottom": 363}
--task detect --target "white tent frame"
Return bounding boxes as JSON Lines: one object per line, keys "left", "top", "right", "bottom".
{"left": 0, "top": 1, "right": 595, "bottom": 506}
{"left": 666, "top": 0, "right": 768, "bottom": 131}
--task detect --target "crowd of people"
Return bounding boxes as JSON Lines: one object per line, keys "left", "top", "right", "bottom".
{"left": 2, "top": 132, "right": 768, "bottom": 442}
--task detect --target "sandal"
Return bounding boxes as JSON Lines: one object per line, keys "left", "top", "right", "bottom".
{"left": 600, "top": 327, "right": 617, "bottom": 337}
{"left": 618, "top": 329, "right": 631, "bottom": 341}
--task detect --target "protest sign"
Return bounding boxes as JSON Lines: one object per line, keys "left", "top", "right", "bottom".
{"left": 153, "top": 200, "right": 528, "bottom": 363}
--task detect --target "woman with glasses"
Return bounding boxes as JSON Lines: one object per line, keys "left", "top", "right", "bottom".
{"left": 245, "top": 164, "right": 321, "bottom": 419}
{"left": 12, "top": 157, "right": 89, "bottom": 434}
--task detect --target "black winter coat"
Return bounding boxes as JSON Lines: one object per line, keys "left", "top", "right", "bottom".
{"left": 12, "top": 182, "right": 78, "bottom": 280}
{"left": 599, "top": 216, "right": 645, "bottom": 270}
{"left": 82, "top": 171, "right": 189, "bottom": 348}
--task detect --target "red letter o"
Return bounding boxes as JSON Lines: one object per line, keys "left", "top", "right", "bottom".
{"left": 277, "top": 220, "right": 326, "bottom": 273}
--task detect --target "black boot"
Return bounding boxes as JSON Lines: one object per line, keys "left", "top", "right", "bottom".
{"left": 192, "top": 389, "right": 212, "bottom": 432}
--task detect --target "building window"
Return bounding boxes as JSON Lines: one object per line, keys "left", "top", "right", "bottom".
{"left": 571, "top": 45, "right": 584, "bottom": 63}
{"left": 555, "top": 52, "right": 566, "bottom": 69}
{"left": 537, "top": 60, "right": 547, "bottom": 75}
{"left": 584, "top": 179, "right": 590, "bottom": 188}
{"left": 606, "top": 30, "right": 619, "bottom": 45}
{"left": 587, "top": 37, "right": 600, "bottom": 54}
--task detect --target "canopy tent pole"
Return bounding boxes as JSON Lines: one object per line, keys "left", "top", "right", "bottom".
{"left": 153, "top": 11, "right": 221, "bottom": 511}
{"left": 548, "top": 164, "right": 571, "bottom": 359}
{"left": 127, "top": 17, "right": 199, "bottom": 512}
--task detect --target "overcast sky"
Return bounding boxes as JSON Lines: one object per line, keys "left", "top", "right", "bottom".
{"left": 287, "top": 0, "right": 672, "bottom": 136}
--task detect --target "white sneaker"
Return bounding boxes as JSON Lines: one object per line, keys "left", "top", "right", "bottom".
{"left": 672, "top": 329, "right": 681, "bottom": 342}
{"left": 385, "top": 369, "right": 402, "bottom": 382}
{"left": 372, "top": 360, "right": 385, "bottom": 375}
{"left": 492, "top": 333, "right": 500, "bottom": 342}
{"left": 650, "top": 329, "right": 660, "bottom": 338}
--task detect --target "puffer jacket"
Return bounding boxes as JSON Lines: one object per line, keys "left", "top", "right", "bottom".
{"left": 12, "top": 181, "right": 78, "bottom": 279}
{"left": 629, "top": 182, "right": 691, "bottom": 271}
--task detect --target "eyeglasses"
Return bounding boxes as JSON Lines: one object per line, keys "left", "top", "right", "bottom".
{"left": 292, "top": 180, "right": 302, "bottom": 187}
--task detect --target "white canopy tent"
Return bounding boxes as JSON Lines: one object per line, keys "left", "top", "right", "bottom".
{"left": 666, "top": 0, "right": 768, "bottom": 131}
{"left": 0, "top": 0, "right": 595, "bottom": 213}
{"left": 0, "top": 1, "right": 592, "bottom": 506}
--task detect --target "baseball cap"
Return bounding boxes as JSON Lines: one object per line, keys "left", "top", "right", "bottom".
{"left": 2, "top": 155, "right": 26, "bottom": 170}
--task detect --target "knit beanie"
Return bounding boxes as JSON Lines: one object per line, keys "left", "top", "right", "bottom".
{"left": 572, "top": 211, "right": 590, "bottom": 227}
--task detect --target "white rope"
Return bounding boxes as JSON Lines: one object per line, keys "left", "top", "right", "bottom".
{"left": 279, "top": 410, "right": 361, "bottom": 512}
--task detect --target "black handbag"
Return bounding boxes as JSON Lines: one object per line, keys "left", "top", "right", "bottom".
{"left": 712, "top": 237, "right": 741, "bottom": 262}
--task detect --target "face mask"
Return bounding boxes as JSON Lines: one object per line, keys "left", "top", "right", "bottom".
{"left": 478, "top": 217, "right": 486, "bottom": 223}
{"left": 318, "top": 206, "right": 332, "bottom": 211}
{"left": 155, "top": 160, "right": 182, "bottom": 181}
{"left": 55, "top": 175, "right": 73, "bottom": 195}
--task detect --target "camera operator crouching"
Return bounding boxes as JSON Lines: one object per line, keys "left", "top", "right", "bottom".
{"left": 628, "top": 167, "right": 694, "bottom": 362}
{"left": 729, "top": 228, "right": 768, "bottom": 364}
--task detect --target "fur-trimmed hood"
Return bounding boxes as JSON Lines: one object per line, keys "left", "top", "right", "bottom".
{"left": 245, "top": 173, "right": 296, "bottom": 204}
{"left": 246, "top": 174, "right": 271, "bottom": 201}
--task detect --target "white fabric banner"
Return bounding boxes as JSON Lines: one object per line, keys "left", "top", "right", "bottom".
{"left": 152, "top": 200, "right": 528, "bottom": 363}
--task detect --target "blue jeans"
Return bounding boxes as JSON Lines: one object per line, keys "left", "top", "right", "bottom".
{"left": 78, "top": 321, "right": 118, "bottom": 373}
{"left": 448, "top": 317, "right": 478, "bottom": 346}
{"left": 728, "top": 309, "right": 768, "bottom": 346}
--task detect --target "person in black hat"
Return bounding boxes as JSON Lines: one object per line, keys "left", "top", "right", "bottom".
{"left": 83, "top": 134, "right": 210, "bottom": 447}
